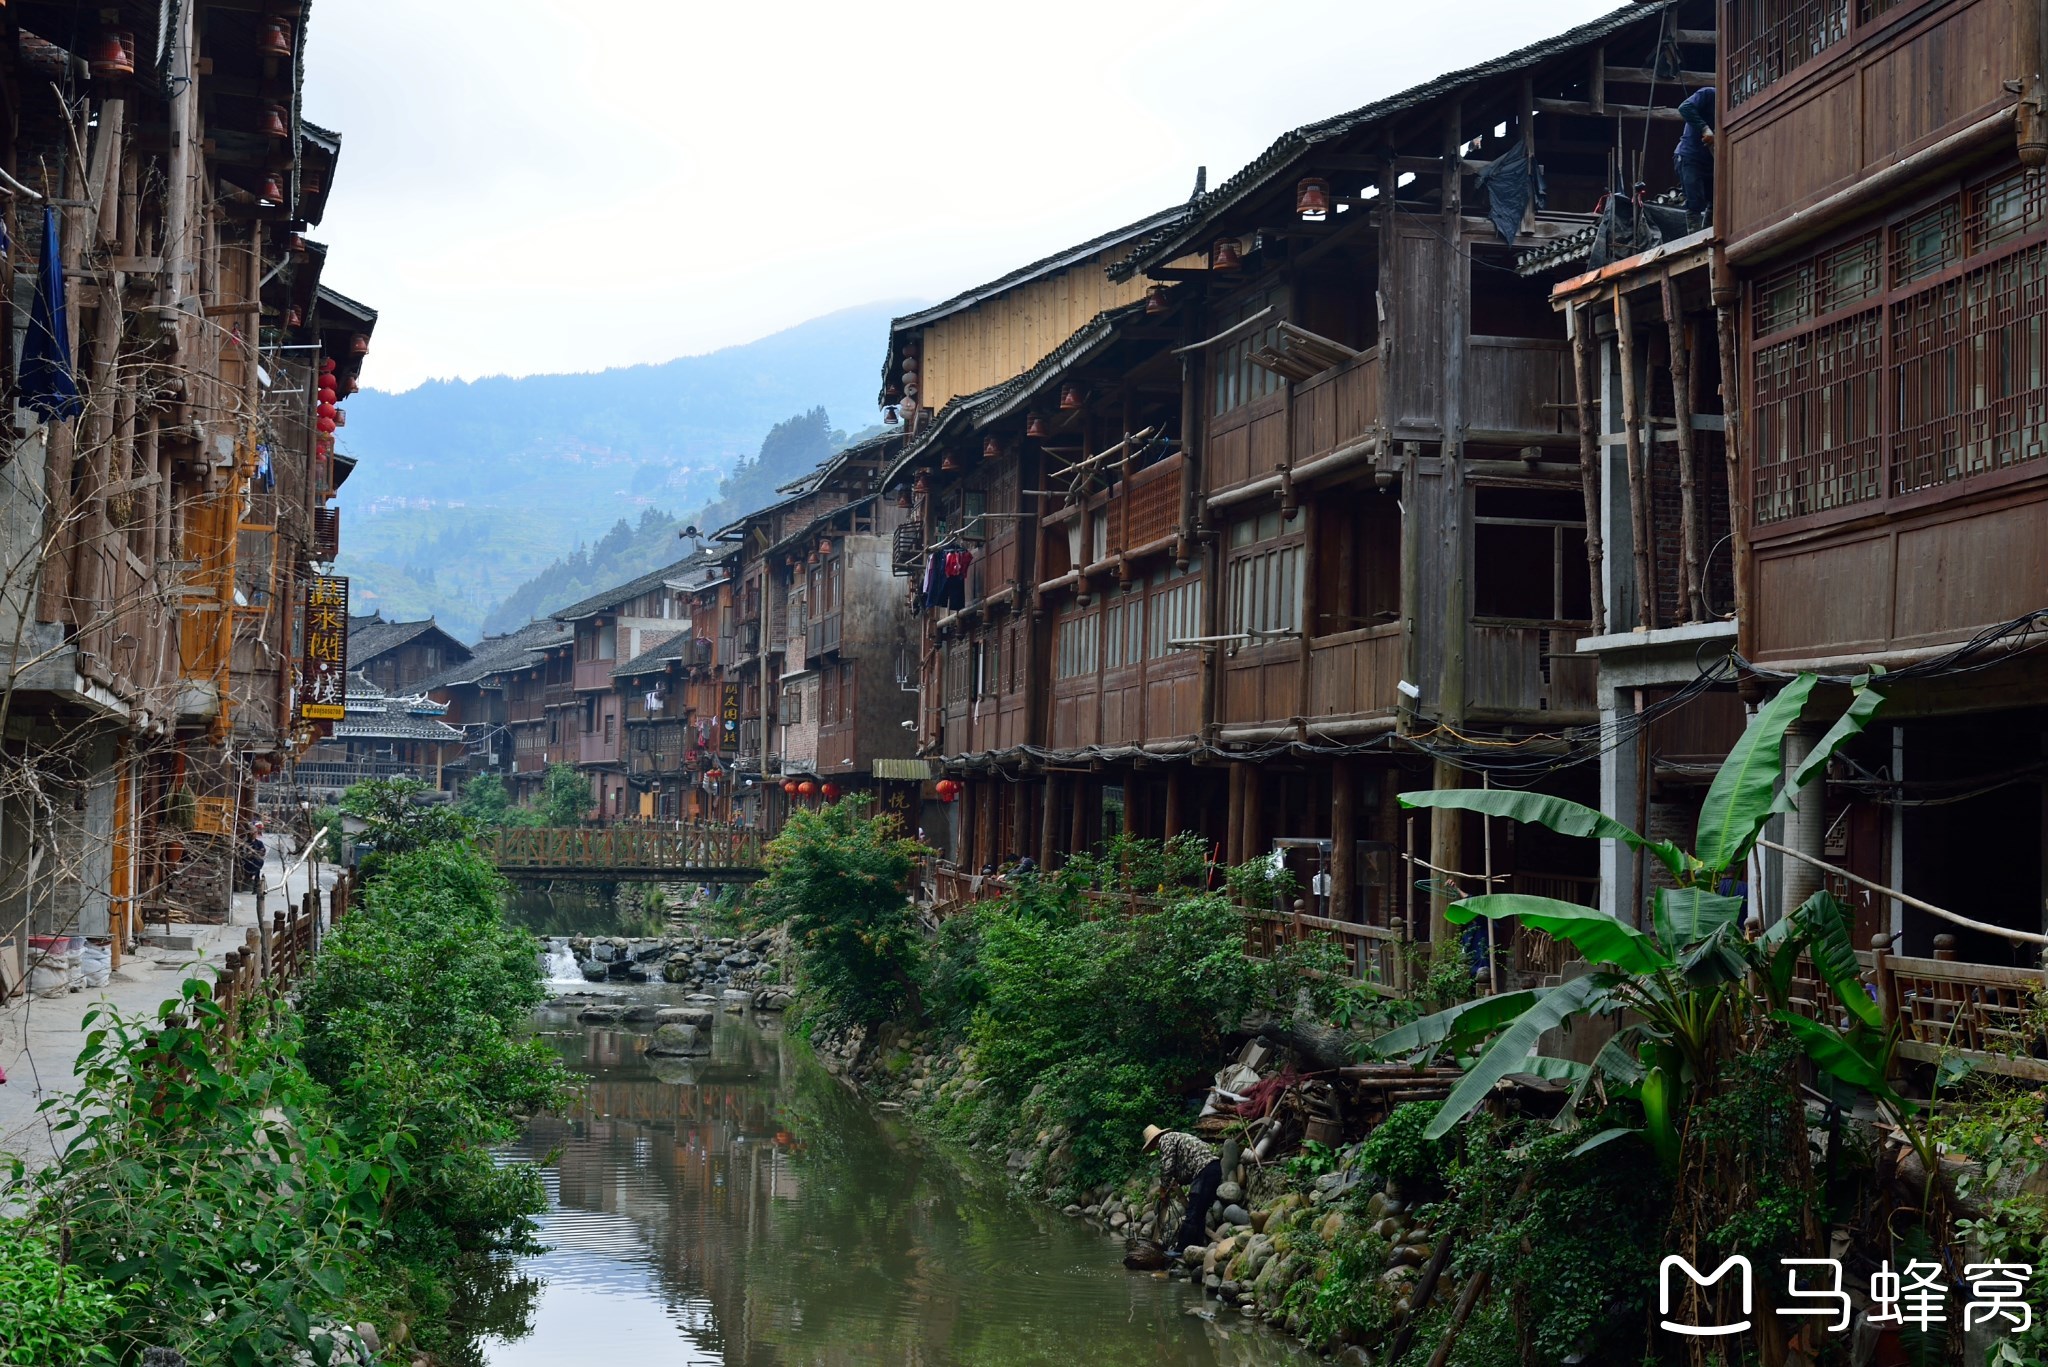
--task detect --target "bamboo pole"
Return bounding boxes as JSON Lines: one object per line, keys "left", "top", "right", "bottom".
{"left": 1614, "top": 288, "right": 1654, "bottom": 630}
{"left": 1662, "top": 276, "right": 1705, "bottom": 621}
{"left": 1569, "top": 303, "right": 1606, "bottom": 635}
{"left": 1756, "top": 836, "right": 2047, "bottom": 946}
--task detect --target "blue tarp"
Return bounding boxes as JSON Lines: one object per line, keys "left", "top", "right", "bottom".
{"left": 20, "top": 206, "right": 82, "bottom": 421}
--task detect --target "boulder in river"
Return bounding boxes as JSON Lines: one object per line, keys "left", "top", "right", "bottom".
{"left": 577, "top": 1005, "right": 623, "bottom": 1025}
{"left": 622, "top": 1005, "right": 663, "bottom": 1023}
{"left": 590, "top": 941, "right": 618, "bottom": 964}
{"left": 579, "top": 959, "right": 607, "bottom": 983}
{"left": 656, "top": 1006, "right": 715, "bottom": 1027}
{"left": 634, "top": 943, "right": 669, "bottom": 963}
{"left": 648, "top": 1022, "right": 709, "bottom": 1055}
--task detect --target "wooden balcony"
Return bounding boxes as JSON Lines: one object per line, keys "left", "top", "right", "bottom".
{"left": 1466, "top": 338, "right": 1574, "bottom": 442}
{"left": 573, "top": 658, "right": 614, "bottom": 692}
{"left": 1207, "top": 349, "right": 1381, "bottom": 495}
{"left": 1468, "top": 624, "right": 1597, "bottom": 719}
{"left": 806, "top": 610, "right": 842, "bottom": 658}
{"left": 1306, "top": 625, "right": 1403, "bottom": 720}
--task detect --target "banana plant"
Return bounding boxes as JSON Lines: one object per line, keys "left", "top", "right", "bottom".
{"left": 1374, "top": 671, "right": 1887, "bottom": 1144}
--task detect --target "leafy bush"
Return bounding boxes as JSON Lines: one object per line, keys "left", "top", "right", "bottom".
{"left": 25, "top": 984, "right": 370, "bottom": 1366}
{"left": 0, "top": 1225, "right": 122, "bottom": 1365}
{"left": 751, "top": 797, "right": 928, "bottom": 1026}
{"left": 339, "top": 777, "right": 476, "bottom": 876}
{"left": 458, "top": 771, "right": 513, "bottom": 825}
{"left": 299, "top": 840, "right": 565, "bottom": 1265}
{"left": 1355, "top": 1101, "right": 1447, "bottom": 1196}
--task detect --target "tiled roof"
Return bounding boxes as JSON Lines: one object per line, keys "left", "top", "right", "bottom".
{"left": 551, "top": 552, "right": 707, "bottom": 622}
{"left": 613, "top": 631, "right": 701, "bottom": 678}
{"left": 347, "top": 616, "right": 470, "bottom": 668}
{"left": 414, "top": 618, "right": 570, "bottom": 692}
{"left": 1109, "top": 1, "right": 1682, "bottom": 280}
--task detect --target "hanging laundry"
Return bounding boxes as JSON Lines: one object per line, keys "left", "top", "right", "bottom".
{"left": 938, "top": 546, "right": 973, "bottom": 611}
{"left": 21, "top": 207, "right": 82, "bottom": 421}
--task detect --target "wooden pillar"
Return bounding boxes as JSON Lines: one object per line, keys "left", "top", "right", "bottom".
{"left": 1037, "top": 773, "right": 1057, "bottom": 868}
{"left": 1068, "top": 773, "right": 1088, "bottom": 857}
{"left": 1662, "top": 276, "right": 1705, "bottom": 622}
{"left": 1121, "top": 772, "right": 1138, "bottom": 838}
{"left": 1242, "top": 766, "right": 1265, "bottom": 867}
{"left": 1428, "top": 758, "right": 1466, "bottom": 946}
{"left": 1163, "top": 766, "right": 1185, "bottom": 841}
{"left": 1330, "top": 761, "right": 1358, "bottom": 922}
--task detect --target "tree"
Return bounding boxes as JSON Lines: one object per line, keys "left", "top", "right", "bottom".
{"left": 339, "top": 777, "right": 475, "bottom": 876}
{"left": 535, "top": 763, "right": 591, "bottom": 827}
{"left": 459, "top": 772, "right": 512, "bottom": 825}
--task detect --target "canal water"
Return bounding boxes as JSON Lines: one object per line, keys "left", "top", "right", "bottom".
{"left": 483, "top": 979, "right": 1312, "bottom": 1366}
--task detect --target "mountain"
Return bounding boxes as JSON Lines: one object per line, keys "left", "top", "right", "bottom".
{"left": 331, "top": 299, "right": 913, "bottom": 641}
{"left": 479, "top": 409, "right": 863, "bottom": 635}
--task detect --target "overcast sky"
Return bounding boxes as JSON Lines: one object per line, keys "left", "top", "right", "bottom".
{"left": 304, "top": 1, "right": 1628, "bottom": 394}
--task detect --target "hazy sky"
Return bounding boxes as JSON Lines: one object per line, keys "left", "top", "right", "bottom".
{"left": 304, "top": 1, "right": 1628, "bottom": 394}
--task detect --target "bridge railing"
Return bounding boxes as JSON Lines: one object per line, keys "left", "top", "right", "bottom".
{"left": 477, "top": 823, "right": 767, "bottom": 873}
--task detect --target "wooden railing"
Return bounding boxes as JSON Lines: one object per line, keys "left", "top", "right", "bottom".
{"left": 212, "top": 871, "right": 356, "bottom": 1042}
{"left": 478, "top": 823, "right": 767, "bottom": 877}
{"left": 1790, "top": 935, "right": 2048, "bottom": 1081}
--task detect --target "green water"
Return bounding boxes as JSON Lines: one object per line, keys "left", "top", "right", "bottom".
{"left": 483, "top": 989, "right": 1311, "bottom": 1366}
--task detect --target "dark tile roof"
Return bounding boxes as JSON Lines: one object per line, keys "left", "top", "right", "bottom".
{"left": 1110, "top": 1, "right": 1682, "bottom": 280}
{"left": 613, "top": 631, "right": 700, "bottom": 678}
{"left": 347, "top": 616, "right": 471, "bottom": 667}
{"left": 414, "top": 618, "right": 570, "bottom": 693}
{"left": 551, "top": 552, "right": 708, "bottom": 622}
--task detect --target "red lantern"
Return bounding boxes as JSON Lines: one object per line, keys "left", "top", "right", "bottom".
{"left": 1295, "top": 177, "right": 1331, "bottom": 217}
{"left": 315, "top": 416, "right": 335, "bottom": 434}
{"left": 91, "top": 28, "right": 135, "bottom": 80}
{"left": 286, "top": 306, "right": 304, "bottom": 328}
{"left": 260, "top": 19, "right": 293, "bottom": 58}
{"left": 1146, "top": 284, "right": 1172, "bottom": 315}
{"left": 1025, "top": 411, "right": 1049, "bottom": 439}
{"left": 934, "top": 778, "right": 956, "bottom": 799}
{"left": 983, "top": 435, "right": 1000, "bottom": 460}
{"left": 940, "top": 453, "right": 960, "bottom": 472}
{"left": 821, "top": 783, "right": 840, "bottom": 800}
{"left": 1210, "top": 237, "right": 1243, "bottom": 271}
{"left": 317, "top": 402, "right": 337, "bottom": 421}
{"left": 1059, "top": 382, "right": 1083, "bottom": 411}
{"left": 798, "top": 781, "right": 817, "bottom": 797}
{"left": 261, "top": 103, "right": 290, "bottom": 140}
{"left": 782, "top": 780, "right": 798, "bottom": 795}
{"left": 320, "top": 357, "right": 336, "bottom": 373}
{"left": 350, "top": 333, "right": 370, "bottom": 356}
{"left": 259, "top": 174, "right": 285, "bottom": 204}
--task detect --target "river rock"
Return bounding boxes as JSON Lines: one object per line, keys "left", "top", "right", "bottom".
{"left": 754, "top": 986, "right": 794, "bottom": 1012}
{"left": 1216, "top": 1180, "right": 1244, "bottom": 1205}
{"left": 648, "top": 1022, "right": 708, "bottom": 1055}
{"left": 645, "top": 1055, "right": 700, "bottom": 1086}
{"left": 634, "top": 943, "right": 668, "bottom": 963}
{"left": 579, "top": 959, "right": 607, "bottom": 982}
{"left": 721, "top": 988, "right": 751, "bottom": 1012}
{"left": 590, "top": 941, "right": 618, "bottom": 963}
{"left": 577, "top": 1005, "right": 622, "bottom": 1024}
{"left": 621, "top": 1005, "right": 663, "bottom": 1023}
{"left": 1221, "top": 1204, "right": 1250, "bottom": 1227}
{"left": 656, "top": 1006, "right": 716, "bottom": 1027}
{"left": 661, "top": 959, "right": 695, "bottom": 984}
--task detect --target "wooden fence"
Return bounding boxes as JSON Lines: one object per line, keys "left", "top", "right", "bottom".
{"left": 211, "top": 870, "right": 356, "bottom": 1041}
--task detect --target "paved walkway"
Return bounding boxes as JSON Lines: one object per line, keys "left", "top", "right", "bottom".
{"left": 0, "top": 838, "right": 340, "bottom": 1174}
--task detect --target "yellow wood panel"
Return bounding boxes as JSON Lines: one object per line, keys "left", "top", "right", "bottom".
{"left": 919, "top": 244, "right": 1154, "bottom": 410}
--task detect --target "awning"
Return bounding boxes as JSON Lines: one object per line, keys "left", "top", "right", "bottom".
{"left": 872, "top": 758, "right": 935, "bottom": 781}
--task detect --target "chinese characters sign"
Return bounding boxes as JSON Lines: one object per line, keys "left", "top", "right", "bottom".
{"left": 720, "top": 682, "right": 740, "bottom": 752}
{"left": 299, "top": 575, "right": 349, "bottom": 722}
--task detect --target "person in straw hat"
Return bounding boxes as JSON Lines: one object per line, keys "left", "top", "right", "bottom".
{"left": 1142, "top": 1124, "right": 1223, "bottom": 1256}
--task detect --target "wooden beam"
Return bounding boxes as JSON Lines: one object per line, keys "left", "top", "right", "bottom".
{"left": 1535, "top": 98, "right": 1682, "bottom": 121}
{"left": 1601, "top": 66, "right": 1717, "bottom": 85}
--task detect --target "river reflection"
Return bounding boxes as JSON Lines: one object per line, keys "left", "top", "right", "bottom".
{"left": 485, "top": 988, "right": 1310, "bottom": 1366}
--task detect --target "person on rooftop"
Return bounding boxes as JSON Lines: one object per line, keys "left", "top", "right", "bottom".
{"left": 1675, "top": 85, "right": 1716, "bottom": 232}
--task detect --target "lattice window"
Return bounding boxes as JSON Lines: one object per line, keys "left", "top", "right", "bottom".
{"left": 1726, "top": 0, "right": 1849, "bottom": 110}
{"left": 1892, "top": 241, "right": 2048, "bottom": 495}
{"left": 1891, "top": 199, "right": 1963, "bottom": 287}
{"left": 1121, "top": 469, "right": 1179, "bottom": 548}
{"left": 1054, "top": 612, "right": 1099, "bottom": 679}
{"left": 1751, "top": 308, "right": 1884, "bottom": 524}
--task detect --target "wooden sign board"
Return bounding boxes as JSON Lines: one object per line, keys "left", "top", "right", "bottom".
{"left": 299, "top": 574, "right": 349, "bottom": 722}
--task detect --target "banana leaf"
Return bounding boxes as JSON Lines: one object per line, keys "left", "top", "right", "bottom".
{"left": 1568, "top": 1126, "right": 1642, "bottom": 1158}
{"left": 1447, "top": 894, "right": 1670, "bottom": 974}
{"left": 1654, "top": 886, "right": 1747, "bottom": 950}
{"left": 1641, "top": 1064, "right": 1680, "bottom": 1173}
{"left": 1773, "top": 678, "right": 1887, "bottom": 812}
{"left": 1693, "top": 673, "right": 1818, "bottom": 874}
{"left": 1676, "top": 919, "right": 1752, "bottom": 987}
{"left": 1773, "top": 1010, "right": 1900, "bottom": 1103}
{"left": 1423, "top": 974, "right": 1613, "bottom": 1139}
{"left": 1791, "top": 889, "right": 1882, "bottom": 1028}
{"left": 1398, "top": 788, "right": 1691, "bottom": 880}
{"left": 1368, "top": 988, "right": 1546, "bottom": 1062}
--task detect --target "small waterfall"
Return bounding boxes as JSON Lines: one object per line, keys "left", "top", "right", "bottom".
{"left": 543, "top": 942, "right": 582, "bottom": 984}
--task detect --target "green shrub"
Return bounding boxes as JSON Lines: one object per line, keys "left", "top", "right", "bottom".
{"left": 1356, "top": 1101, "right": 1447, "bottom": 1196}
{"left": 751, "top": 797, "right": 928, "bottom": 1027}
{"left": 0, "top": 1225, "right": 123, "bottom": 1365}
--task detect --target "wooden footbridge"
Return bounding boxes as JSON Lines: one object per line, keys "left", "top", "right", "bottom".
{"left": 476, "top": 824, "right": 767, "bottom": 882}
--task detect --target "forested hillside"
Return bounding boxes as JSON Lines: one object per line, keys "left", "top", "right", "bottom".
{"left": 332, "top": 301, "right": 909, "bottom": 640}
